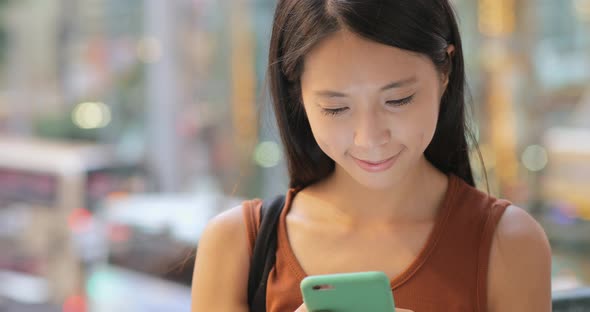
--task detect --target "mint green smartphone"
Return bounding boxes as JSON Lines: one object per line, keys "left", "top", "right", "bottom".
{"left": 300, "top": 271, "right": 395, "bottom": 312}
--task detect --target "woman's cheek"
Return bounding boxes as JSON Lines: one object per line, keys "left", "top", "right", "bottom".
{"left": 408, "top": 106, "right": 438, "bottom": 151}
{"left": 315, "top": 130, "right": 344, "bottom": 159}
{"left": 322, "top": 125, "right": 355, "bottom": 162}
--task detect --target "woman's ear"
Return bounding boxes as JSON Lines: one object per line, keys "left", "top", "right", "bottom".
{"left": 446, "top": 44, "right": 455, "bottom": 57}
{"left": 441, "top": 44, "right": 455, "bottom": 89}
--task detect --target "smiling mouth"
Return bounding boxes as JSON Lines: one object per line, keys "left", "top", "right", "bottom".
{"left": 355, "top": 157, "right": 394, "bottom": 165}
{"left": 353, "top": 150, "right": 402, "bottom": 164}
{"left": 351, "top": 150, "right": 403, "bottom": 172}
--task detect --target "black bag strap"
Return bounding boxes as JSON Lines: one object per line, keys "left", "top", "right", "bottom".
{"left": 247, "top": 195, "right": 286, "bottom": 312}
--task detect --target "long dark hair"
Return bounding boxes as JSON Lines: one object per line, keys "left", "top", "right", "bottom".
{"left": 268, "top": 0, "right": 480, "bottom": 189}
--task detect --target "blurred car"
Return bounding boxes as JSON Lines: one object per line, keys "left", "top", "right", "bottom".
{"left": 0, "top": 136, "right": 145, "bottom": 308}
{"left": 86, "top": 183, "right": 242, "bottom": 311}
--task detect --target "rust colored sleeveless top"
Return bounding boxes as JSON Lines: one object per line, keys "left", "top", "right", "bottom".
{"left": 242, "top": 174, "right": 511, "bottom": 312}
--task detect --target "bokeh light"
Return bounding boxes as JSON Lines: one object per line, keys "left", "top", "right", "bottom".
{"left": 253, "top": 141, "right": 281, "bottom": 168}
{"left": 87, "top": 270, "right": 120, "bottom": 303}
{"left": 62, "top": 295, "right": 86, "bottom": 312}
{"left": 72, "top": 102, "right": 112, "bottom": 129}
{"left": 136, "top": 37, "right": 162, "bottom": 63}
{"left": 521, "top": 144, "right": 549, "bottom": 172}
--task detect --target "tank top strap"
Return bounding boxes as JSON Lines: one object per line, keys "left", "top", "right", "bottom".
{"left": 242, "top": 199, "right": 263, "bottom": 258}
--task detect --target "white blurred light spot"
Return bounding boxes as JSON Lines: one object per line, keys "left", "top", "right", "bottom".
{"left": 521, "top": 145, "right": 548, "bottom": 172}
{"left": 254, "top": 141, "right": 281, "bottom": 168}
{"left": 137, "top": 37, "right": 162, "bottom": 63}
{"left": 72, "top": 102, "right": 112, "bottom": 129}
{"left": 0, "top": 271, "right": 49, "bottom": 303}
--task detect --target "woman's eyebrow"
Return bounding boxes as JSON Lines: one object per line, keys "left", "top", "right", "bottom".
{"left": 314, "top": 76, "right": 418, "bottom": 98}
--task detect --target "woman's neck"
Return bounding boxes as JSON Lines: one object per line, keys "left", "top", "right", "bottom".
{"left": 300, "top": 157, "right": 449, "bottom": 227}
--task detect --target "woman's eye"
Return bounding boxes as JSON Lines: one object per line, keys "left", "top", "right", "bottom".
{"left": 386, "top": 94, "right": 415, "bottom": 107}
{"left": 320, "top": 95, "right": 414, "bottom": 116}
{"left": 321, "top": 107, "right": 349, "bottom": 116}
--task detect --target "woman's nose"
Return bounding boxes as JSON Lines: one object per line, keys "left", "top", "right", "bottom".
{"left": 353, "top": 110, "right": 391, "bottom": 149}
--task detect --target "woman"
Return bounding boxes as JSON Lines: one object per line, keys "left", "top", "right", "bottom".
{"left": 191, "top": 0, "right": 552, "bottom": 311}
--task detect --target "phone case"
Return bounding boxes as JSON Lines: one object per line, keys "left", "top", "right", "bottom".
{"left": 300, "top": 271, "right": 396, "bottom": 312}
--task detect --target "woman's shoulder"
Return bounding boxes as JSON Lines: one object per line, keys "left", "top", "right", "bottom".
{"left": 490, "top": 203, "right": 550, "bottom": 260}
{"left": 486, "top": 204, "right": 552, "bottom": 310}
{"left": 194, "top": 204, "right": 251, "bottom": 275}
{"left": 191, "top": 204, "right": 252, "bottom": 311}
{"left": 451, "top": 176, "right": 552, "bottom": 309}
{"left": 202, "top": 204, "right": 250, "bottom": 239}
{"left": 449, "top": 175, "right": 549, "bottom": 258}
{"left": 197, "top": 198, "right": 265, "bottom": 252}
{"left": 493, "top": 204, "right": 549, "bottom": 246}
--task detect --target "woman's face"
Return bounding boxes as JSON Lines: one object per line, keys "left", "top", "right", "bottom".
{"left": 300, "top": 30, "right": 451, "bottom": 189}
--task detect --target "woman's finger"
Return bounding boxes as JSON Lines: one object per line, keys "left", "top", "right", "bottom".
{"left": 294, "top": 303, "right": 308, "bottom": 312}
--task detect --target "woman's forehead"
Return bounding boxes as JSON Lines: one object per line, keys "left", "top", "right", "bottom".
{"left": 301, "top": 31, "right": 433, "bottom": 92}
{"left": 302, "top": 30, "right": 430, "bottom": 81}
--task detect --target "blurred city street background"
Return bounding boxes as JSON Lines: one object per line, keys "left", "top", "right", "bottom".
{"left": 0, "top": 0, "right": 588, "bottom": 311}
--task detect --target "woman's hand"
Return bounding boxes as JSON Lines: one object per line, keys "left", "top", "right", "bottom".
{"left": 294, "top": 303, "right": 308, "bottom": 312}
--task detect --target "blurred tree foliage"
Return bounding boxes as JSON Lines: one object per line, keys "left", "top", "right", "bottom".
{"left": 0, "top": 0, "right": 10, "bottom": 65}
{"left": 34, "top": 113, "right": 100, "bottom": 141}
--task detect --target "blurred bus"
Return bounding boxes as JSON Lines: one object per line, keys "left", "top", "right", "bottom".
{"left": 540, "top": 127, "right": 590, "bottom": 293}
{"left": 0, "top": 136, "right": 145, "bottom": 307}
{"left": 541, "top": 127, "right": 590, "bottom": 244}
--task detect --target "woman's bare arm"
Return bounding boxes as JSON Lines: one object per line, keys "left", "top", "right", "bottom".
{"left": 487, "top": 205, "right": 552, "bottom": 311}
{"left": 191, "top": 205, "right": 251, "bottom": 312}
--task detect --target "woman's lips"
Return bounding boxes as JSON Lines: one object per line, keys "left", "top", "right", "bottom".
{"left": 352, "top": 151, "right": 401, "bottom": 172}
